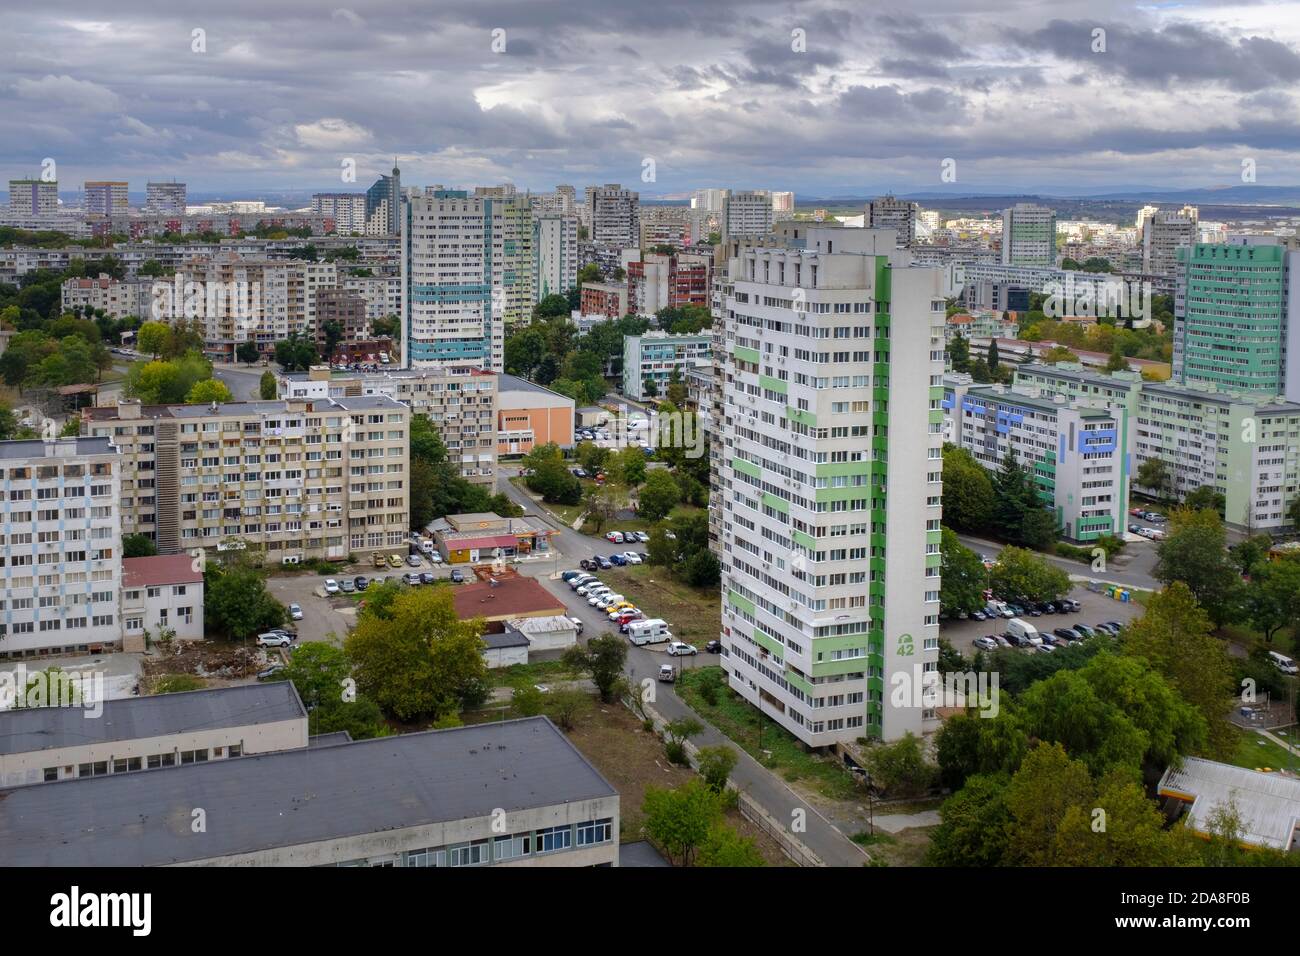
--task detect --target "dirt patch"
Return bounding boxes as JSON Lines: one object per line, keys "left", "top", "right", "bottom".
{"left": 141, "top": 641, "right": 270, "bottom": 687}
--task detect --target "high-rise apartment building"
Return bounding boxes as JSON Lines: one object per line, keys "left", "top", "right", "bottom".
{"left": 771, "top": 191, "right": 795, "bottom": 216}
{"left": 0, "top": 437, "right": 122, "bottom": 660}
{"left": 719, "top": 190, "right": 774, "bottom": 240}
{"left": 626, "top": 252, "right": 712, "bottom": 316}
{"left": 865, "top": 195, "right": 919, "bottom": 248}
{"left": 533, "top": 213, "right": 578, "bottom": 301}
{"left": 1174, "top": 236, "right": 1300, "bottom": 401}
{"left": 691, "top": 188, "right": 728, "bottom": 212}
{"left": 145, "top": 181, "right": 187, "bottom": 216}
{"left": 1000, "top": 203, "right": 1057, "bottom": 267}
{"left": 400, "top": 189, "right": 510, "bottom": 370}
{"left": 715, "top": 225, "right": 946, "bottom": 746}
{"left": 82, "top": 397, "right": 410, "bottom": 561}
{"left": 312, "top": 193, "right": 369, "bottom": 234}
{"left": 84, "top": 181, "right": 129, "bottom": 217}
{"left": 366, "top": 166, "right": 402, "bottom": 235}
{"left": 8, "top": 179, "right": 58, "bottom": 216}
{"left": 529, "top": 185, "right": 577, "bottom": 216}
{"left": 586, "top": 184, "right": 640, "bottom": 246}
{"left": 1142, "top": 206, "right": 1198, "bottom": 279}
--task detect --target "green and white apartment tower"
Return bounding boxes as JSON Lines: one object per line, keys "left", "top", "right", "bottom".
{"left": 715, "top": 225, "right": 946, "bottom": 746}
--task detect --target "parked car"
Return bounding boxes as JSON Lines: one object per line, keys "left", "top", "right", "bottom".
{"left": 572, "top": 467, "right": 588, "bottom": 478}
{"left": 1039, "top": 632, "right": 1060, "bottom": 647}
{"left": 1022, "top": 604, "right": 1042, "bottom": 617}
{"left": 579, "top": 558, "right": 598, "bottom": 571}
{"left": 1037, "top": 643, "right": 1056, "bottom": 654}
{"left": 974, "top": 636, "right": 998, "bottom": 651}
{"left": 621, "top": 551, "right": 643, "bottom": 564}
{"left": 570, "top": 574, "right": 596, "bottom": 590}
{"left": 388, "top": 553, "right": 403, "bottom": 568}
{"left": 340, "top": 579, "right": 356, "bottom": 593}
{"left": 403, "top": 572, "right": 422, "bottom": 586}
{"left": 1073, "top": 623, "right": 1097, "bottom": 639}
{"left": 705, "top": 640, "right": 722, "bottom": 653}
{"left": 257, "top": 663, "right": 286, "bottom": 680}
{"left": 576, "top": 581, "right": 604, "bottom": 596}
{"left": 1054, "top": 626, "right": 1082, "bottom": 642}
{"left": 971, "top": 610, "right": 987, "bottom": 621}
{"left": 1002, "top": 632, "right": 1028, "bottom": 648}
{"left": 372, "top": 552, "right": 386, "bottom": 569}
{"left": 420, "top": 572, "right": 436, "bottom": 584}
{"left": 609, "top": 553, "right": 628, "bottom": 566}
{"left": 605, "top": 531, "right": 625, "bottom": 543}
{"left": 657, "top": 664, "right": 676, "bottom": 683}
{"left": 406, "top": 554, "right": 423, "bottom": 567}
{"left": 667, "top": 641, "right": 698, "bottom": 656}
{"left": 1060, "top": 598, "right": 1081, "bottom": 612}
{"left": 635, "top": 531, "right": 651, "bottom": 543}
{"left": 353, "top": 576, "right": 369, "bottom": 591}
{"left": 561, "top": 570, "right": 585, "bottom": 582}
{"left": 288, "top": 603, "right": 303, "bottom": 621}
{"left": 324, "top": 578, "right": 340, "bottom": 594}
{"left": 1035, "top": 601, "right": 1057, "bottom": 615}
{"left": 256, "top": 632, "right": 295, "bottom": 648}
{"left": 596, "top": 556, "right": 613, "bottom": 570}
{"left": 1105, "top": 620, "right": 1124, "bottom": 633}
{"left": 569, "top": 617, "right": 584, "bottom": 635}
{"left": 993, "top": 634, "right": 1012, "bottom": 648}
{"left": 428, "top": 551, "right": 443, "bottom": 563}
{"left": 450, "top": 569, "right": 466, "bottom": 584}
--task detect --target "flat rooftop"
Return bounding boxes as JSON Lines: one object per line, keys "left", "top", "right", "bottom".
{"left": 1159, "top": 756, "right": 1300, "bottom": 851}
{"left": 0, "top": 682, "right": 306, "bottom": 757}
{"left": 0, "top": 437, "right": 114, "bottom": 461}
{"left": 0, "top": 716, "right": 616, "bottom": 866}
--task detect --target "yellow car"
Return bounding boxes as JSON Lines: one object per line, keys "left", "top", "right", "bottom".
{"left": 387, "top": 553, "right": 403, "bottom": 568}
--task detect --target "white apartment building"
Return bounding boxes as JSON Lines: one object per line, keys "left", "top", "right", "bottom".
{"left": 1142, "top": 207, "right": 1198, "bottom": 279}
{"left": 341, "top": 273, "right": 401, "bottom": 323}
{"left": 621, "top": 331, "right": 712, "bottom": 401}
{"left": 82, "top": 396, "right": 410, "bottom": 561}
{"left": 121, "top": 554, "right": 206, "bottom": 648}
{"left": 0, "top": 437, "right": 122, "bottom": 660}
{"left": 720, "top": 190, "right": 774, "bottom": 240}
{"left": 533, "top": 213, "right": 578, "bottom": 302}
{"left": 312, "top": 192, "right": 369, "bottom": 234}
{"left": 865, "top": 195, "right": 919, "bottom": 248}
{"left": 716, "top": 226, "right": 945, "bottom": 747}
{"left": 771, "top": 192, "right": 795, "bottom": 216}
{"left": 61, "top": 274, "right": 153, "bottom": 320}
{"left": 400, "top": 189, "right": 515, "bottom": 371}
{"left": 8, "top": 179, "right": 59, "bottom": 217}
{"left": 529, "top": 185, "right": 577, "bottom": 217}
{"left": 691, "top": 188, "right": 728, "bottom": 212}
{"left": 280, "top": 365, "right": 499, "bottom": 484}
{"left": 586, "top": 184, "right": 640, "bottom": 247}
{"left": 83, "top": 181, "right": 129, "bottom": 216}
{"left": 144, "top": 181, "right": 186, "bottom": 216}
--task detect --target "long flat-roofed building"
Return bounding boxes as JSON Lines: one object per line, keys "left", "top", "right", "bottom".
{"left": 81, "top": 396, "right": 409, "bottom": 560}
{"left": 0, "top": 682, "right": 308, "bottom": 787}
{"left": 0, "top": 717, "right": 620, "bottom": 867}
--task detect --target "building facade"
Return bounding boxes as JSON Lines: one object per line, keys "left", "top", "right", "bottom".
{"left": 83, "top": 181, "right": 129, "bottom": 217}
{"left": 865, "top": 195, "right": 918, "bottom": 248}
{"left": 715, "top": 226, "right": 946, "bottom": 747}
{"left": 1000, "top": 203, "right": 1057, "bottom": 267}
{"left": 533, "top": 213, "right": 578, "bottom": 302}
{"left": 8, "top": 179, "right": 59, "bottom": 217}
{"left": 497, "top": 374, "right": 575, "bottom": 456}
{"left": 720, "top": 190, "right": 774, "bottom": 240}
{"left": 622, "top": 331, "right": 712, "bottom": 401}
{"left": 144, "top": 182, "right": 186, "bottom": 216}
{"left": 121, "top": 554, "right": 206, "bottom": 647}
{"left": 586, "top": 184, "right": 640, "bottom": 247}
{"left": 1141, "top": 206, "right": 1198, "bottom": 279}
{"left": 0, "top": 437, "right": 121, "bottom": 660}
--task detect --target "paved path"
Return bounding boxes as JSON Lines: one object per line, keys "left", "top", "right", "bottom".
{"left": 872, "top": 810, "right": 941, "bottom": 833}
{"left": 498, "top": 465, "right": 870, "bottom": 867}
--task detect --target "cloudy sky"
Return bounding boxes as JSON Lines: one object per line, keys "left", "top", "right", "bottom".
{"left": 3, "top": 0, "right": 1300, "bottom": 199}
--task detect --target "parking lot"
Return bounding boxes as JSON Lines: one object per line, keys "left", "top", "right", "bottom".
{"left": 941, "top": 583, "right": 1148, "bottom": 655}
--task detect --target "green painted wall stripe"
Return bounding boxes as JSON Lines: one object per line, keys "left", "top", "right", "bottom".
{"left": 815, "top": 461, "right": 871, "bottom": 478}
{"left": 732, "top": 457, "right": 762, "bottom": 479}
{"left": 760, "top": 492, "right": 789, "bottom": 514}
{"left": 759, "top": 374, "right": 788, "bottom": 395}
{"left": 786, "top": 406, "right": 817, "bottom": 427}
{"left": 733, "top": 345, "right": 760, "bottom": 364}
{"left": 753, "top": 628, "right": 784, "bottom": 657}
{"left": 792, "top": 529, "right": 816, "bottom": 549}
{"left": 727, "top": 591, "right": 755, "bottom": 615}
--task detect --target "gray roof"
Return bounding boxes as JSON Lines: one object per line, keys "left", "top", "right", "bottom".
{"left": 497, "top": 373, "right": 562, "bottom": 397}
{"left": 1159, "top": 756, "right": 1300, "bottom": 850}
{"left": 0, "top": 437, "right": 115, "bottom": 461}
{"left": 482, "top": 627, "right": 530, "bottom": 649}
{"left": 619, "top": 840, "right": 670, "bottom": 867}
{"left": 308, "top": 731, "right": 353, "bottom": 748}
{"left": 0, "top": 682, "right": 306, "bottom": 756}
{"left": 0, "top": 716, "right": 617, "bottom": 866}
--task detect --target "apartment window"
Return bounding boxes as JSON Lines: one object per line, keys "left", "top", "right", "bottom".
{"left": 536, "top": 825, "right": 573, "bottom": 854}
{"left": 147, "top": 753, "right": 177, "bottom": 769}
{"left": 448, "top": 840, "right": 489, "bottom": 867}
{"left": 494, "top": 833, "right": 532, "bottom": 861}
{"left": 576, "top": 819, "right": 613, "bottom": 847}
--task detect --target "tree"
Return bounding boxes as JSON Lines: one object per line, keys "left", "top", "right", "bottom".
{"left": 642, "top": 779, "right": 720, "bottom": 866}
{"left": 533, "top": 293, "right": 570, "bottom": 321}
{"left": 927, "top": 773, "right": 1013, "bottom": 866}
{"left": 1136, "top": 458, "right": 1171, "bottom": 500}
{"left": 185, "top": 378, "right": 234, "bottom": 404}
{"left": 273, "top": 331, "right": 318, "bottom": 372}
{"left": 647, "top": 527, "right": 675, "bottom": 566}
{"left": 993, "top": 452, "right": 1033, "bottom": 534}
{"left": 1104, "top": 347, "right": 1128, "bottom": 373}
{"left": 643, "top": 376, "right": 659, "bottom": 399}
{"left": 136, "top": 321, "right": 171, "bottom": 358}
{"left": 607, "top": 445, "right": 646, "bottom": 489}
{"left": 320, "top": 319, "right": 344, "bottom": 359}
{"left": 259, "top": 369, "right": 278, "bottom": 400}
{"left": 278, "top": 642, "right": 389, "bottom": 739}
{"left": 663, "top": 716, "right": 703, "bottom": 764}
{"left": 696, "top": 823, "right": 766, "bottom": 867}
{"left": 203, "top": 562, "right": 286, "bottom": 640}
{"left": 683, "top": 548, "right": 721, "bottom": 588}
{"left": 638, "top": 468, "right": 680, "bottom": 522}
{"left": 940, "top": 528, "right": 986, "bottom": 615}
{"left": 344, "top": 586, "right": 489, "bottom": 722}
{"left": 1041, "top": 345, "right": 1079, "bottom": 364}
{"left": 1229, "top": 533, "right": 1273, "bottom": 577}
{"left": 544, "top": 688, "right": 589, "bottom": 730}
{"left": 987, "top": 338, "right": 1000, "bottom": 372}
{"left": 1246, "top": 559, "right": 1300, "bottom": 643}
{"left": 1120, "top": 582, "right": 1236, "bottom": 760}
{"left": 577, "top": 263, "right": 602, "bottom": 285}
{"left": 1053, "top": 773, "right": 1200, "bottom": 867}
{"left": 236, "top": 341, "right": 260, "bottom": 365}
{"left": 1154, "top": 508, "right": 1242, "bottom": 626}
{"left": 947, "top": 333, "right": 971, "bottom": 374}
{"left": 696, "top": 745, "right": 738, "bottom": 793}
{"left": 942, "top": 446, "right": 994, "bottom": 533}
{"left": 562, "top": 634, "right": 628, "bottom": 703}
{"left": 1001, "top": 743, "right": 1094, "bottom": 866}
{"left": 863, "top": 732, "right": 937, "bottom": 798}
{"left": 989, "top": 546, "right": 1071, "bottom": 602}
{"left": 1185, "top": 484, "right": 1225, "bottom": 515}
{"left": 122, "top": 534, "right": 157, "bottom": 558}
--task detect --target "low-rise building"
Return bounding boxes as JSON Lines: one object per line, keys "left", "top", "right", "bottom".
{"left": 0, "top": 437, "right": 121, "bottom": 660}
{"left": 452, "top": 572, "right": 566, "bottom": 623}
{"left": 622, "top": 331, "right": 712, "bottom": 401}
{"left": 431, "top": 513, "right": 557, "bottom": 564}
{"left": 506, "top": 614, "right": 580, "bottom": 654}
{"left": 481, "top": 624, "right": 531, "bottom": 668}
{"left": 0, "top": 682, "right": 308, "bottom": 788}
{"left": 580, "top": 281, "right": 629, "bottom": 320}
{"left": 1158, "top": 757, "right": 1300, "bottom": 851}
{"left": 497, "top": 374, "right": 575, "bottom": 456}
{"left": 0, "top": 717, "right": 620, "bottom": 866}
{"left": 121, "top": 554, "right": 205, "bottom": 649}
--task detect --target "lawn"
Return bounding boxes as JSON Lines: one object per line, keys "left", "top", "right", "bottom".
{"left": 599, "top": 563, "right": 720, "bottom": 644}
{"left": 509, "top": 477, "right": 586, "bottom": 527}
{"left": 1227, "top": 726, "right": 1299, "bottom": 772}
{"left": 488, "top": 659, "right": 584, "bottom": 691}
{"left": 675, "top": 666, "right": 861, "bottom": 802}
{"left": 585, "top": 503, "right": 703, "bottom": 538}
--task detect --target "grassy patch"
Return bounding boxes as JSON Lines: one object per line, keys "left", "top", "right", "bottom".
{"left": 851, "top": 830, "right": 896, "bottom": 847}
{"left": 873, "top": 797, "right": 945, "bottom": 816}
{"left": 489, "top": 659, "right": 583, "bottom": 691}
{"left": 675, "top": 666, "right": 861, "bottom": 802}
{"left": 599, "top": 563, "right": 719, "bottom": 644}
{"left": 1227, "top": 726, "right": 1299, "bottom": 772}
{"left": 510, "top": 477, "right": 585, "bottom": 526}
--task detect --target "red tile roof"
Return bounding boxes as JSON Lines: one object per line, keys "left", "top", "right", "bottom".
{"left": 452, "top": 576, "right": 565, "bottom": 621}
{"left": 123, "top": 555, "right": 205, "bottom": 589}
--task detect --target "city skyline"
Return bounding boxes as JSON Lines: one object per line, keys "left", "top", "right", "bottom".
{"left": 3, "top": 0, "right": 1300, "bottom": 194}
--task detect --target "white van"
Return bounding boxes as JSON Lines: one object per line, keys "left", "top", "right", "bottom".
{"left": 627, "top": 618, "right": 671, "bottom": 646}
{"left": 1268, "top": 651, "right": 1298, "bottom": 675}
{"left": 1007, "top": 618, "right": 1041, "bottom": 646}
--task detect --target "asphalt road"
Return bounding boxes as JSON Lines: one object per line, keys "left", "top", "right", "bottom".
{"left": 497, "top": 464, "right": 870, "bottom": 866}
{"left": 213, "top": 363, "right": 271, "bottom": 401}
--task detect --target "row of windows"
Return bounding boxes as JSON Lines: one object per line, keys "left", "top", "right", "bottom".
{"left": 340, "top": 819, "right": 614, "bottom": 868}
